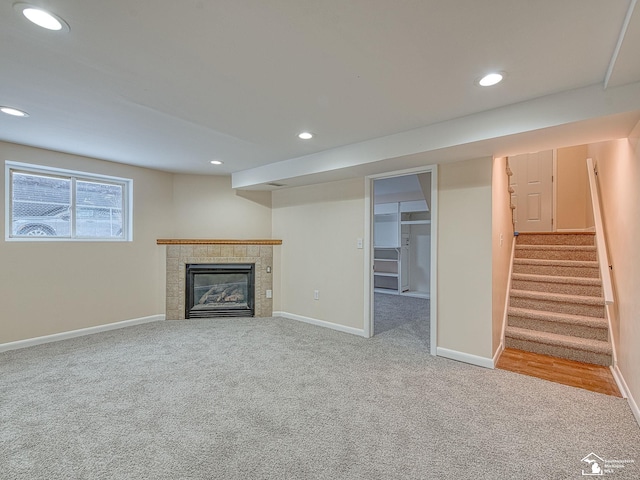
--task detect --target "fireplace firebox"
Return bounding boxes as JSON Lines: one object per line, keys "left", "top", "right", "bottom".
{"left": 185, "top": 264, "right": 255, "bottom": 318}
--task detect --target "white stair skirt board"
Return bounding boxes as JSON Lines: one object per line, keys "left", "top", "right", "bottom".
{"left": 273, "top": 311, "right": 367, "bottom": 338}
{"left": 436, "top": 347, "right": 495, "bottom": 369}
{"left": 611, "top": 365, "right": 640, "bottom": 428}
{"left": 0, "top": 314, "right": 165, "bottom": 353}
{"left": 493, "top": 342, "right": 505, "bottom": 366}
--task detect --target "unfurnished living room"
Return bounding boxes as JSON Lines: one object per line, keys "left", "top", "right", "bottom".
{"left": 1, "top": 1, "right": 640, "bottom": 479}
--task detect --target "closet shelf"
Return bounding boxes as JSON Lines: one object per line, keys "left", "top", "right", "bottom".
{"left": 400, "top": 220, "right": 431, "bottom": 225}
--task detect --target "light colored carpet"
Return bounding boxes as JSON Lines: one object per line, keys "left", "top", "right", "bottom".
{"left": 374, "top": 292, "right": 429, "bottom": 345}
{"left": 1, "top": 314, "right": 638, "bottom": 479}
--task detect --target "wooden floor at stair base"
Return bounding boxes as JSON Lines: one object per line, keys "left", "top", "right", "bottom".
{"left": 496, "top": 348, "right": 621, "bottom": 397}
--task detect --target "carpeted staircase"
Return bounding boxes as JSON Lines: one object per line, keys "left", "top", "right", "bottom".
{"left": 505, "top": 232, "right": 612, "bottom": 366}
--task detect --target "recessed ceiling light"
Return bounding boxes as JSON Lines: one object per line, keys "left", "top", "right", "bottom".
{"left": 14, "top": 3, "right": 70, "bottom": 32}
{"left": 1, "top": 106, "right": 29, "bottom": 117}
{"left": 210, "top": 160, "right": 223, "bottom": 165}
{"left": 478, "top": 72, "right": 504, "bottom": 87}
{"left": 298, "top": 132, "right": 314, "bottom": 140}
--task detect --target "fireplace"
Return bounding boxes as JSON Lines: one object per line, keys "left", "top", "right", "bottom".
{"left": 160, "top": 239, "right": 280, "bottom": 320}
{"left": 186, "top": 263, "right": 255, "bottom": 318}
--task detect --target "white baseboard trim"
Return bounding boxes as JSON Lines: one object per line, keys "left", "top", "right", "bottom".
{"left": 273, "top": 311, "right": 367, "bottom": 337}
{"left": 611, "top": 365, "right": 640, "bottom": 428}
{"left": 436, "top": 347, "right": 495, "bottom": 369}
{"left": 611, "top": 365, "right": 628, "bottom": 399}
{"left": 556, "top": 228, "right": 593, "bottom": 232}
{"left": 492, "top": 342, "right": 505, "bottom": 366}
{"left": 0, "top": 314, "right": 165, "bottom": 353}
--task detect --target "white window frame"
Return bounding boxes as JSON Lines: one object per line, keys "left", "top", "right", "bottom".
{"left": 5, "top": 161, "right": 133, "bottom": 242}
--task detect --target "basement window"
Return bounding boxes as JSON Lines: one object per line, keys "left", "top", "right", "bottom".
{"left": 5, "top": 161, "right": 132, "bottom": 241}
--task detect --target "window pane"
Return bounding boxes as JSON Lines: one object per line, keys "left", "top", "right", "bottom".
{"left": 11, "top": 172, "right": 71, "bottom": 237}
{"left": 7, "top": 163, "right": 131, "bottom": 241}
{"left": 75, "top": 181, "right": 124, "bottom": 238}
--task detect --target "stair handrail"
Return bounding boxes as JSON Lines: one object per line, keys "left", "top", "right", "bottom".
{"left": 506, "top": 158, "right": 516, "bottom": 231}
{"left": 586, "top": 158, "right": 614, "bottom": 305}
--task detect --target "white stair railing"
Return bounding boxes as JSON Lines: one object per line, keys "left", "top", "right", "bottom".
{"left": 587, "top": 157, "right": 619, "bottom": 373}
{"left": 586, "top": 158, "right": 614, "bottom": 304}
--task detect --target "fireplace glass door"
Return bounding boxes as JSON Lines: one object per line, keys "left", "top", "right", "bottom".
{"left": 186, "top": 264, "right": 255, "bottom": 318}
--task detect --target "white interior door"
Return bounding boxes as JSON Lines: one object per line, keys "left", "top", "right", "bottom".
{"left": 509, "top": 150, "right": 554, "bottom": 232}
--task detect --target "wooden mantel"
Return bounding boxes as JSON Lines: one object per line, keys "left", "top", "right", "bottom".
{"left": 157, "top": 239, "right": 282, "bottom": 245}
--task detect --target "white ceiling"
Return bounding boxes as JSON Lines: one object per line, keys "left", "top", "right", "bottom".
{"left": 1, "top": 0, "right": 640, "bottom": 189}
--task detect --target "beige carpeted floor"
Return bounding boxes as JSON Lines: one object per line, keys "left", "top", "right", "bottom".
{"left": 1, "top": 302, "right": 639, "bottom": 479}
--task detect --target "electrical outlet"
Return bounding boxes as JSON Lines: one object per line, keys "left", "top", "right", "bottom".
{"left": 314, "top": 290, "right": 319, "bottom": 300}
{"left": 500, "top": 233, "right": 504, "bottom": 246}
{"left": 266, "top": 289, "right": 272, "bottom": 299}
{"left": 356, "top": 238, "right": 363, "bottom": 249}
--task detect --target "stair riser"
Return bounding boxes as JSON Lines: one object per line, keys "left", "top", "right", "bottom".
{"left": 516, "top": 234, "right": 595, "bottom": 246}
{"left": 505, "top": 337, "right": 611, "bottom": 366}
{"left": 508, "top": 316, "right": 608, "bottom": 341}
{"left": 515, "top": 249, "right": 596, "bottom": 261}
{"left": 512, "top": 264, "right": 600, "bottom": 278}
{"left": 511, "top": 279, "right": 603, "bottom": 297}
{"left": 510, "top": 297, "right": 605, "bottom": 318}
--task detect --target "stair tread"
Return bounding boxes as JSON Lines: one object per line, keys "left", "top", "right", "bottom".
{"left": 516, "top": 245, "right": 596, "bottom": 251}
{"left": 509, "top": 232, "right": 610, "bottom": 362}
{"left": 515, "top": 232, "right": 596, "bottom": 246}
{"left": 511, "top": 273, "right": 602, "bottom": 286}
{"left": 514, "top": 258, "right": 598, "bottom": 267}
{"left": 510, "top": 289, "right": 604, "bottom": 305}
{"left": 505, "top": 326, "right": 611, "bottom": 354}
{"left": 516, "top": 232, "right": 595, "bottom": 235}
{"left": 508, "top": 306, "right": 608, "bottom": 328}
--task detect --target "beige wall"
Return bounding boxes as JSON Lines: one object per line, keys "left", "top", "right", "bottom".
{"left": 587, "top": 136, "right": 640, "bottom": 410}
{"left": 272, "top": 178, "right": 366, "bottom": 330}
{"left": 1, "top": 143, "right": 276, "bottom": 344}
{"left": 273, "top": 160, "right": 498, "bottom": 363}
{"left": 556, "top": 145, "right": 593, "bottom": 230}
{"left": 492, "top": 157, "right": 515, "bottom": 355}
{"left": 171, "top": 174, "right": 272, "bottom": 238}
{"left": 438, "top": 157, "right": 493, "bottom": 359}
{"left": 0, "top": 142, "right": 174, "bottom": 343}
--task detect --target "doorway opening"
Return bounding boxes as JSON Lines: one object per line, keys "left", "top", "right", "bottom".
{"left": 366, "top": 166, "right": 437, "bottom": 354}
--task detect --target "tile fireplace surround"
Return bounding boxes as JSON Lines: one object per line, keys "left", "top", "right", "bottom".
{"left": 157, "top": 239, "right": 282, "bottom": 320}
